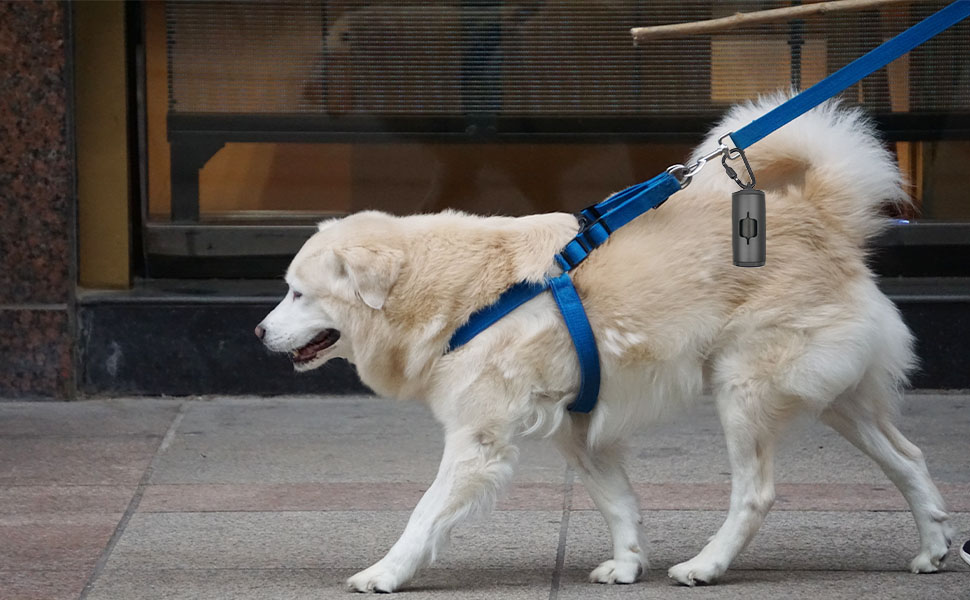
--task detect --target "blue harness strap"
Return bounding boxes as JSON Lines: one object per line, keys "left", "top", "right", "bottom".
{"left": 446, "top": 1, "right": 970, "bottom": 414}
{"left": 448, "top": 280, "right": 548, "bottom": 351}
{"left": 558, "top": 172, "right": 683, "bottom": 271}
{"left": 547, "top": 273, "right": 600, "bottom": 413}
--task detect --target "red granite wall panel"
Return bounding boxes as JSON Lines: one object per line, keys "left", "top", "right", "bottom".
{"left": 0, "top": 1, "right": 74, "bottom": 398}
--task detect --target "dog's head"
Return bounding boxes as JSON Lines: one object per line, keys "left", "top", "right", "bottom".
{"left": 255, "top": 214, "right": 403, "bottom": 372}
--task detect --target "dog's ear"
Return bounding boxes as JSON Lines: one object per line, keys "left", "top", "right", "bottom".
{"left": 331, "top": 246, "right": 403, "bottom": 310}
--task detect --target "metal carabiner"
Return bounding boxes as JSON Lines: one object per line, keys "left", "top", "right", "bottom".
{"left": 718, "top": 133, "right": 757, "bottom": 190}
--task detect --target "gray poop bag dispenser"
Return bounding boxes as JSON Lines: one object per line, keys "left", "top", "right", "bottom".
{"left": 723, "top": 146, "right": 765, "bottom": 267}
{"left": 733, "top": 188, "right": 765, "bottom": 267}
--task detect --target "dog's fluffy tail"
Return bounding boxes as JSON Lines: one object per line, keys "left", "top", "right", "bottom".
{"left": 698, "top": 92, "right": 911, "bottom": 245}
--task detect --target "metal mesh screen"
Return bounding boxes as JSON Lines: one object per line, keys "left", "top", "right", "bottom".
{"left": 166, "top": 1, "right": 970, "bottom": 116}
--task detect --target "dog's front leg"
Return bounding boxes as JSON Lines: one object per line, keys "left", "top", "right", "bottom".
{"left": 347, "top": 426, "right": 517, "bottom": 593}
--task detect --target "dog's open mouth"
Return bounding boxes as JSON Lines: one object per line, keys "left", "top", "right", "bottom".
{"left": 290, "top": 329, "right": 341, "bottom": 364}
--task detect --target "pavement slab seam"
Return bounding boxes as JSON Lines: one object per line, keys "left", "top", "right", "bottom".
{"left": 77, "top": 402, "right": 187, "bottom": 600}
{"left": 548, "top": 468, "right": 574, "bottom": 600}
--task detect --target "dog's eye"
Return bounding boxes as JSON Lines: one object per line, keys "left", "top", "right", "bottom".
{"left": 292, "top": 290, "right": 303, "bottom": 300}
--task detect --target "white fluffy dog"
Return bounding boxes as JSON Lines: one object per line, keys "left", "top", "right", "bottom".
{"left": 257, "top": 97, "right": 953, "bottom": 592}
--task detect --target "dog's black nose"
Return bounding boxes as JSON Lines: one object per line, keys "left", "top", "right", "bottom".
{"left": 255, "top": 325, "right": 266, "bottom": 340}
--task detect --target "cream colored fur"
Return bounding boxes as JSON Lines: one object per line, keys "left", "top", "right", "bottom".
{"left": 258, "top": 96, "right": 952, "bottom": 592}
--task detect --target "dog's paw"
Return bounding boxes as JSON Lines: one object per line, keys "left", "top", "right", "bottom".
{"left": 589, "top": 558, "right": 642, "bottom": 584}
{"left": 346, "top": 564, "right": 401, "bottom": 593}
{"left": 910, "top": 549, "right": 948, "bottom": 574}
{"left": 909, "top": 511, "right": 955, "bottom": 573}
{"left": 910, "top": 525, "right": 953, "bottom": 574}
{"left": 667, "top": 559, "right": 723, "bottom": 587}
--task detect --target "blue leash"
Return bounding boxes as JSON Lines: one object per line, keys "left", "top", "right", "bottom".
{"left": 448, "top": 1, "right": 970, "bottom": 414}
{"left": 731, "top": 1, "right": 970, "bottom": 150}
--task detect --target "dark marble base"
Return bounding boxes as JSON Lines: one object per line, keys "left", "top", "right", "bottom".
{"left": 76, "top": 280, "right": 970, "bottom": 396}
{"left": 898, "top": 301, "right": 970, "bottom": 389}
{"left": 0, "top": 310, "right": 73, "bottom": 399}
{"left": 77, "top": 301, "right": 367, "bottom": 396}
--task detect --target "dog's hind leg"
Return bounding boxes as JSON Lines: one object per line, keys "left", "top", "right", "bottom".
{"left": 668, "top": 380, "right": 796, "bottom": 586}
{"left": 346, "top": 425, "right": 517, "bottom": 593}
{"left": 553, "top": 426, "right": 646, "bottom": 584}
{"left": 821, "top": 382, "right": 953, "bottom": 573}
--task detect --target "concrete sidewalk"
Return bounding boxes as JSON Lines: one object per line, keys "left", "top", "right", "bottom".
{"left": 1, "top": 394, "right": 967, "bottom": 600}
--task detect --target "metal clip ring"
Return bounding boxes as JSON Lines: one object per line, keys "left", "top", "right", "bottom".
{"left": 666, "top": 164, "right": 691, "bottom": 188}
{"left": 666, "top": 143, "right": 729, "bottom": 189}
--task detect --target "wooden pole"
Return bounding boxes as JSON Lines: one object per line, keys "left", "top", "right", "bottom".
{"left": 631, "top": 0, "right": 910, "bottom": 42}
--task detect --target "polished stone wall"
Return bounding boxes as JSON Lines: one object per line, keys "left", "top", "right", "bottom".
{"left": 0, "top": 1, "right": 74, "bottom": 398}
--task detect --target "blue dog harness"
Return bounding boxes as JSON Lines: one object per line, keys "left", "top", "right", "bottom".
{"left": 447, "top": 1, "right": 970, "bottom": 414}
{"left": 447, "top": 171, "right": 682, "bottom": 412}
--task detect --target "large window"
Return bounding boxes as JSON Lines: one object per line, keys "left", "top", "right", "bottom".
{"left": 139, "top": 1, "right": 970, "bottom": 277}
